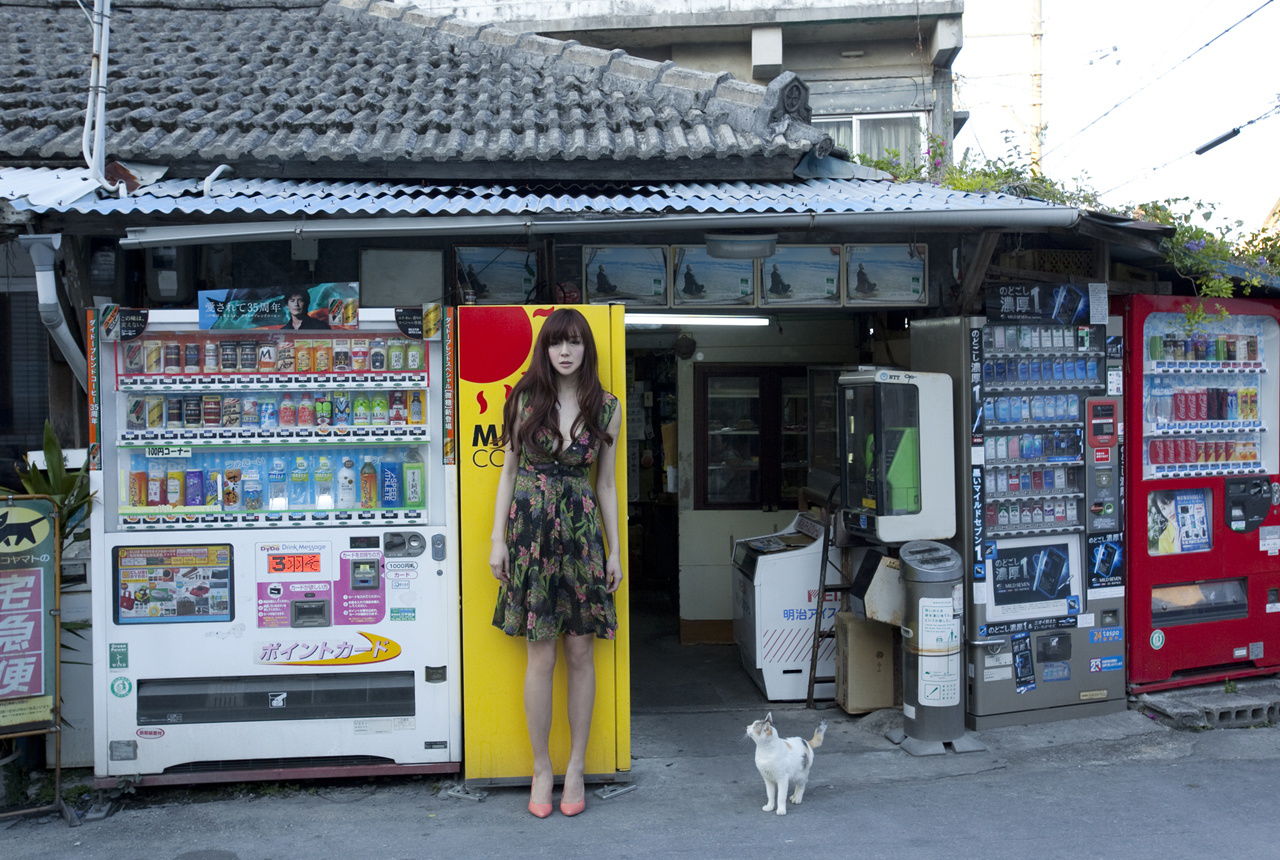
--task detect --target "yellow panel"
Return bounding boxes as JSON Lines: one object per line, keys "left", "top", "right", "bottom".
{"left": 456, "top": 304, "right": 629, "bottom": 782}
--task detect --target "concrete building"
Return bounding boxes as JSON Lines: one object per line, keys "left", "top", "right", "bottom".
{"left": 402, "top": 0, "right": 966, "bottom": 165}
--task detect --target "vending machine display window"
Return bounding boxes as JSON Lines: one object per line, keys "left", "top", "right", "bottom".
{"left": 1151, "top": 578, "right": 1247, "bottom": 627}
{"left": 113, "top": 544, "right": 234, "bottom": 624}
{"left": 982, "top": 535, "right": 1082, "bottom": 622}
{"left": 1146, "top": 489, "right": 1212, "bottom": 555}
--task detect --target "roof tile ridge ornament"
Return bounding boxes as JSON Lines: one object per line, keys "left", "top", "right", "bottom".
{"left": 658, "top": 65, "right": 729, "bottom": 112}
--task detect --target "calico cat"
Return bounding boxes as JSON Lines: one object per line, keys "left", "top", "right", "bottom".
{"left": 745, "top": 712, "right": 827, "bottom": 815}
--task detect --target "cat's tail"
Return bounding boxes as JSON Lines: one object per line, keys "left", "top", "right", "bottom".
{"left": 808, "top": 720, "right": 829, "bottom": 750}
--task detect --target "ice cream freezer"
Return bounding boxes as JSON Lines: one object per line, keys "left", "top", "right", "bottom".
{"left": 732, "top": 513, "right": 841, "bottom": 701}
{"left": 86, "top": 304, "right": 461, "bottom": 785}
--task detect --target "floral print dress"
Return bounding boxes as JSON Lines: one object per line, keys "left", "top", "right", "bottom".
{"left": 493, "top": 393, "right": 619, "bottom": 641}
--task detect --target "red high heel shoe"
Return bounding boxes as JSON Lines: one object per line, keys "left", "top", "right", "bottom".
{"left": 528, "top": 800, "right": 553, "bottom": 819}
{"left": 558, "top": 796, "right": 586, "bottom": 817}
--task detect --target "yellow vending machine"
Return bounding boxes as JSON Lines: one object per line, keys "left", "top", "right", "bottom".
{"left": 454, "top": 304, "right": 629, "bottom": 784}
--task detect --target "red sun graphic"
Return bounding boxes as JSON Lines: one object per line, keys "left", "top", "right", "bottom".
{"left": 457, "top": 307, "right": 537, "bottom": 384}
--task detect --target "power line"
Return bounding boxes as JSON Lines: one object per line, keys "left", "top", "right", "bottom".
{"left": 1099, "top": 101, "right": 1280, "bottom": 196}
{"left": 1042, "top": 0, "right": 1277, "bottom": 158}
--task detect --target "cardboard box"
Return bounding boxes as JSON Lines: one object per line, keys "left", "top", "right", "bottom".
{"left": 834, "top": 611, "right": 898, "bottom": 714}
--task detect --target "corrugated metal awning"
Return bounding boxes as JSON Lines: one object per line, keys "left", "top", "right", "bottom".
{"left": 0, "top": 166, "right": 1076, "bottom": 220}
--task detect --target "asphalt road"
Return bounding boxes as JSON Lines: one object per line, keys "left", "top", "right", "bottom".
{"left": 5, "top": 707, "right": 1278, "bottom": 859}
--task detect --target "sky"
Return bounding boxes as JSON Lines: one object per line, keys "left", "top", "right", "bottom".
{"left": 953, "top": 0, "right": 1280, "bottom": 234}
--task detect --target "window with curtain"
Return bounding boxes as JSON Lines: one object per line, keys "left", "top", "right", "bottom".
{"left": 812, "top": 113, "right": 927, "bottom": 165}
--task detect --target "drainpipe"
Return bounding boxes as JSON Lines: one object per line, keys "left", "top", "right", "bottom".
{"left": 83, "top": 0, "right": 124, "bottom": 195}
{"left": 18, "top": 234, "right": 88, "bottom": 392}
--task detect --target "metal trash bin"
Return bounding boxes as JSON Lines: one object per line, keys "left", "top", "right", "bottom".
{"left": 891, "top": 540, "right": 983, "bottom": 755}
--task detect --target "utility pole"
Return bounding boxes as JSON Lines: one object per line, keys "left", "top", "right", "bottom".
{"left": 1030, "top": 0, "right": 1044, "bottom": 162}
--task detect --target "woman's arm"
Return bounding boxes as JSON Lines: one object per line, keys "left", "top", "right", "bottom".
{"left": 488, "top": 438, "right": 519, "bottom": 582}
{"left": 595, "top": 400, "right": 624, "bottom": 593}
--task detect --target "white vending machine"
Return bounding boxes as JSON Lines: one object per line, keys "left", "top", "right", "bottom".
{"left": 87, "top": 305, "right": 460, "bottom": 785}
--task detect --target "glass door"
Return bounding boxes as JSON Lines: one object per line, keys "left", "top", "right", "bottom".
{"left": 703, "top": 375, "right": 761, "bottom": 506}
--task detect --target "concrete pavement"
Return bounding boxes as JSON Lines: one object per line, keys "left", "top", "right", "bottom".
{"left": 5, "top": 699, "right": 1279, "bottom": 859}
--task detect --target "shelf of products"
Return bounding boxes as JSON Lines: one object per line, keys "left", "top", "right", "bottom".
{"left": 1141, "top": 314, "right": 1274, "bottom": 480}
{"left": 104, "top": 329, "right": 435, "bottom": 530}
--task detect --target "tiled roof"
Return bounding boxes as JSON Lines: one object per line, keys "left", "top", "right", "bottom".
{"left": 0, "top": 0, "right": 831, "bottom": 180}
{"left": 0, "top": 166, "right": 1079, "bottom": 221}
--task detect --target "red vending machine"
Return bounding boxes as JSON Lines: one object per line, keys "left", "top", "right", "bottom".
{"left": 1124, "top": 294, "right": 1280, "bottom": 691}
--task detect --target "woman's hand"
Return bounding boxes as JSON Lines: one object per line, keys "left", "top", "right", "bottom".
{"left": 490, "top": 538, "right": 510, "bottom": 583}
{"left": 605, "top": 553, "right": 623, "bottom": 594}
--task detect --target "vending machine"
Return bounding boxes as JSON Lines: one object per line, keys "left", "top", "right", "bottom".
{"left": 86, "top": 304, "right": 460, "bottom": 784}
{"left": 912, "top": 293, "right": 1127, "bottom": 728}
{"left": 1123, "top": 294, "right": 1280, "bottom": 691}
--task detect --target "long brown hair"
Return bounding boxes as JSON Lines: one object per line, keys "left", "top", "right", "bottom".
{"left": 499, "top": 308, "right": 613, "bottom": 457}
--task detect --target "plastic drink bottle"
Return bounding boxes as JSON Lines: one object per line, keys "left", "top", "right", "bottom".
{"left": 289, "top": 456, "right": 312, "bottom": 509}
{"left": 313, "top": 455, "right": 335, "bottom": 509}
{"left": 403, "top": 449, "right": 425, "bottom": 509}
{"left": 279, "top": 393, "right": 297, "bottom": 426}
{"left": 336, "top": 456, "right": 358, "bottom": 508}
{"left": 298, "top": 393, "right": 316, "bottom": 427}
{"left": 359, "top": 456, "right": 378, "bottom": 508}
{"left": 353, "top": 393, "right": 371, "bottom": 426}
{"left": 268, "top": 457, "right": 289, "bottom": 510}
{"left": 371, "top": 392, "right": 389, "bottom": 425}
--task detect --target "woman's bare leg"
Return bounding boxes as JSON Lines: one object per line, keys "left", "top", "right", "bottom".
{"left": 561, "top": 633, "right": 596, "bottom": 804}
{"left": 525, "top": 639, "right": 557, "bottom": 804}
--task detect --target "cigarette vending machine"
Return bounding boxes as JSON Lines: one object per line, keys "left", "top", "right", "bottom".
{"left": 913, "top": 295, "right": 1127, "bottom": 728}
{"left": 1123, "top": 294, "right": 1280, "bottom": 691}
{"left": 87, "top": 306, "right": 460, "bottom": 784}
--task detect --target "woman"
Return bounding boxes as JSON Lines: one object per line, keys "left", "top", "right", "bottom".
{"left": 489, "top": 308, "right": 622, "bottom": 819}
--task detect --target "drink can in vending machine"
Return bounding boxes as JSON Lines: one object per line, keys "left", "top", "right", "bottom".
{"left": 333, "top": 339, "right": 352, "bottom": 372}
{"left": 144, "top": 339, "right": 163, "bottom": 374}
{"left": 146, "top": 396, "right": 165, "bottom": 429}
{"left": 1247, "top": 335, "right": 1258, "bottom": 361}
{"left": 202, "top": 394, "right": 222, "bottom": 427}
{"left": 314, "top": 340, "right": 334, "bottom": 373}
{"left": 239, "top": 341, "right": 259, "bottom": 372}
{"left": 203, "top": 340, "right": 219, "bottom": 373}
{"left": 258, "top": 339, "right": 277, "bottom": 373}
{"left": 184, "top": 342, "right": 201, "bottom": 374}
{"left": 388, "top": 340, "right": 406, "bottom": 371}
{"left": 1147, "top": 440, "right": 1163, "bottom": 464}
{"left": 165, "top": 396, "right": 184, "bottom": 429}
{"left": 219, "top": 341, "right": 239, "bottom": 372}
{"left": 162, "top": 341, "right": 181, "bottom": 374}
{"left": 241, "top": 394, "right": 260, "bottom": 427}
{"left": 1194, "top": 389, "right": 1208, "bottom": 421}
{"left": 406, "top": 340, "right": 425, "bottom": 372}
{"left": 351, "top": 338, "right": 370, "bottom": 371}
{"left": 124, "top": 340, "right": 144, "bottom": 373}
{"left": 275, "top": 339, "right": 296, "bottom": 372}
{"left": 183, "top": 395, "right": 202, "bottom": 428}
{"left": 221, "top": 396, "right": 242, "bottom": 427}
{"left": 126, "top": 396, "right": 146, "bottom": 430}
{"left": 295, "top": 340, "right": 314, "bottom": 373}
